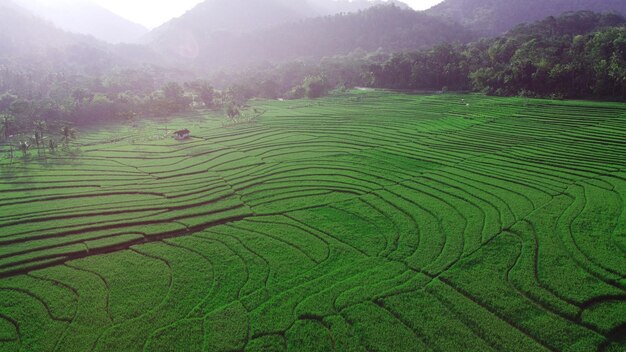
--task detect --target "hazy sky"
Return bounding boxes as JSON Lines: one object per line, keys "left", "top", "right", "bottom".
{"left": 92, "top": 0, "right": 205, "bottom": 28}
{"left": 404, "top": 0, "right": 444, "bottom": 10}
{"left": 93, "top": 0, "right": 445, "bottom": 29}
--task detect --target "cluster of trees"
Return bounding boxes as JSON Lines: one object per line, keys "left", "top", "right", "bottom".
{"left": 0, "top": 67, "right": 255, "bottom": 160}
{"left": 205, "top": 49, "right": 389, "bottom": 100}
{"left": 426, "top": 0, "right": 626, "bottom": 35}
{"left": 0, "top": 56, "right": 344, "bottom": 160}
{"left": 0, "top": 112, "right": 76, "bottom": 162}
{"left": 470, "top": 12, "right": 626, "bottom": 98}
{"left": 367, "top": 11, "right": 626, "bottom": 99}
{"left": 213, "top": 11, "right": 626, "bottom": 100}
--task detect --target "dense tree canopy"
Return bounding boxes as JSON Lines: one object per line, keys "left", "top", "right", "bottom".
{"left": 293, "top": 11, "right": 626, "bottom": 100}
{"left": 152, "top": 5, "right": 473, "bottom": 69}
{"left": 207, "top": 12, "right": 626, "bottom": 100}
{"left": 427, "top": 0, "right": 626, "bottom": 35}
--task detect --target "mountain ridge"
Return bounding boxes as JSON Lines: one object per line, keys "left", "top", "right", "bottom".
{"left": 143, "top": 0, "right": 412, "bottom": 45}
{"left": 13, "top": 0, "right": 148, "bottom": 44}
{"left": 427, "top": 0, "right": 626, "bottom": 34}
{"left": 147, "top": 4, "right": 472, "bottom": 70}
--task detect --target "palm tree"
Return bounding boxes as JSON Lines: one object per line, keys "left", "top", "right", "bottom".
{"left": 71, "top": 88, "right": 92, "bottom": 105}
{"left": 48, "top": 139, "right": 58, "bottom": 153}
{"left": 34, "top": 120, "right": 48, "bottom": 158}
{"left": 61, "top": 125, "right": 77, "bottom": 149}
{"left": 1, "top": 114, "right": 15, "bottom": 163}
{"left": 34, "top": 120, "right": 47, "bottom": 137}
{"left": 1, "top": 114, "right": 13, "bottom": 140}
{"left": 33, "top": 131, "right": 42, "bottom": 156}
{"left": 225, "top": 102, "right": 240, "bottom": 120}
{"left": 18, "top": 140, "right": 31, "bottom": 158}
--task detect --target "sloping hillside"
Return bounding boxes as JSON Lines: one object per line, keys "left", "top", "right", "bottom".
{"left": 0, "top": 0, "right": 157, "bottom": 73}
{"left": 0, "top": 0, "right": 89, "bottom": 57}
{"left": 14, "top": 0, "right": 148, "bottom": 44}
{"left": 148, "top": 4, "right": 473, "bottom": 68}
{"left": 427, "top": 0, "right": 626, "bottom": 34}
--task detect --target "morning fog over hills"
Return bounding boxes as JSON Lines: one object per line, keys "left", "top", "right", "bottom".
{"left": 0, "top": 0, "right": 625, "bottom": 351}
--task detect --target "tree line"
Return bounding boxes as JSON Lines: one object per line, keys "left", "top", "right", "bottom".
{"left": 218, "top": 11, "right": 626, "bottom": 100}
{"left": 0, "top": 72, "right": 246, "bottom": 160}
{"left": 369, "top": 11, "right": 626, "bottom": 99}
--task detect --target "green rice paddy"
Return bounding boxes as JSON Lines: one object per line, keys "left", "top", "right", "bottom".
{"left": 0, "top": 91, "right": 625, "bottom": 351}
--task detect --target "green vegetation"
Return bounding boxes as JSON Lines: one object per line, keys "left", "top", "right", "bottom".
{"left": 153, "top": 4, "right": 472, "bottom": 67}
{"left": 221, "top": 11, "right": 626, "bottom": 101}
{"left": 0, "top": 91, "right": 624, "bottom": 351}
{"left": 1, "top": 0, "right": 624, "bottom": 349}
{"left": 427, "top": 0, "right": 626, "bottom": 35}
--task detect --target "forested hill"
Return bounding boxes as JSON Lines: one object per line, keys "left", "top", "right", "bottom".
{"left": 0, "top": 0, "right": 162, "bottom": 74}
{"left": 146, "top": 0, "right": 411, "bottom": 40}
{"left": 427, "top": 0, "right": 626, "bottom": 35}
{"left": 149, "top": 5, "right": 472, "bottom": 69}
{"left": 0, "top": 0, "right": 101, "bottom": 69}
{"left": 145, "top": 0, "right": 415, "bottom": 64}
{"left": 141, "top": 0, "right": 626, "bottom": 70}
{"left": 209, "top": 11, "right": 626, "bottom": 102}
{"left": 309, "top": 0, "right": 410, "bottom": 15}
{"left": 364, "top": 11, "right": 626, "bottom": 99}
{"left": 0, "top": 0, "right": 81, "bottom": 52}
{"left": 13, "top": 0, "right": 148, "bottom": 44}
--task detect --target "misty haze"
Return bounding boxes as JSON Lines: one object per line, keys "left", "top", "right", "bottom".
{"left": 0, "top": 0, "right": 625, "bottom": 351}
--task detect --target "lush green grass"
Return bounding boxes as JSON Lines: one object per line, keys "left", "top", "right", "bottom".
{"left": 0, "top": 91, "right": 625, "bottom": 351}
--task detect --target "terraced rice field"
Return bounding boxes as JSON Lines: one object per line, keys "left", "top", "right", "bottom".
{"left": 1, "top": 91, "right": 625, "bottom": 352}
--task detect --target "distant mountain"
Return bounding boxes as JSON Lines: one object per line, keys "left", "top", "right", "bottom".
{"left": 310, "top": 0, "right": 411, "bottom": 15}
{"left": 13, "top": 0, "right": 148, "bottom": 44}
{"left": 145, "top": 0, "right": 313, "bottom": 44}
{"left": 0, "top": 0, "right": 159, "bottom": 74}
{"left": 144, "top": 0, "right": 412, "bottom": 55}
{"left": 147, "top": 0, "right": 411, "bottom": 39}
{"left": 0, "top": 0, "right": 87, "bottom": 56}
{"left": 427, "top": 0, "right": 626, "bottom": 35}
{"left": 149, "top": 5, "right": 473, "bottom": 70}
